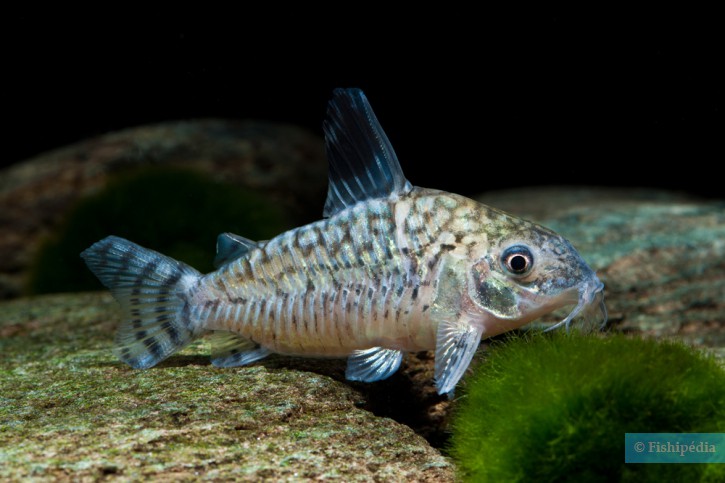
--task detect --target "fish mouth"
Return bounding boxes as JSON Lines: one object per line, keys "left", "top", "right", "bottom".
{"left": 543, "top": 278, "right": 607, "bottom": 333}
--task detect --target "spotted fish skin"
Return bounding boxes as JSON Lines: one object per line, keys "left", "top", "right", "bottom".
{"left": 200, "top": 190, "right": 455, "bottom": 357}
{"left": 82, "top": 88, "right": 606, "bottom": 395}
{"left": 198, "top": 188, "right": 572, "bottom": 355}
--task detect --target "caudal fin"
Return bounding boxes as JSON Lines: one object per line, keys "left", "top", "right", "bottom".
{"left": 81, "top": 236, "right": 203, "bottom": 369}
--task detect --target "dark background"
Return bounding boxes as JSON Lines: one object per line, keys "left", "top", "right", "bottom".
{"left": 3, "top": 12, "right": 721, "bottom": 199}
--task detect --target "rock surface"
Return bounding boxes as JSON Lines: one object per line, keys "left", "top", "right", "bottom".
{"left": 0, "top": 120, "right": 326, "bottom": 299}
{"left": 0, "top": 293, "right": 453, "bottom": 481}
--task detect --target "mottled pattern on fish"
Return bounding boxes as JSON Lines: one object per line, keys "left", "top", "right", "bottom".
{"left": 82, "top": 88, "right": 606, "bottom": 396}
{"left": 198, "top": 192, "right": 453, "bottom": 356}
{"left": 194, "top": 189, "right": 580, "bottom": 355}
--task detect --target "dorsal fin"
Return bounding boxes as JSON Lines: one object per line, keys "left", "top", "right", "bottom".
{"left": 322, "top": 88, "right": 412, "bottom": 217}
{"left": 214, "top": 232, "right": 260, "bottom": 268}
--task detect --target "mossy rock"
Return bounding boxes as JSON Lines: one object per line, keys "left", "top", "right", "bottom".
{"left": 28, "top": 168, "right": 289, "bottom": 294}
{"left": 0, "top": 292, "right": 453, "bottom": 481}
{"left": 449, "top": 332, "right": 725, "bottom": 482}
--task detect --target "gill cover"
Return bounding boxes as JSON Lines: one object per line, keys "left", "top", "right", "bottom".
{"left": 468, "top": 259, "right": 523, "bottom": 320}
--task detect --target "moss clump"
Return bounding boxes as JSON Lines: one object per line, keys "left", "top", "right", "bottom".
{"left": 449, "top": 333, "right": 725, "bottom": 482}
{"left": 29, "top": 168, "right": 289, "bottom": 294}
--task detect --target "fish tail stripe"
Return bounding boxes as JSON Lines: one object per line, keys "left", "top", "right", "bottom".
{"left": 81, "top": 236, "right": 202, "bottom": 369}
{"left": 114, "top": 247, "right": 136, "bottom": 287}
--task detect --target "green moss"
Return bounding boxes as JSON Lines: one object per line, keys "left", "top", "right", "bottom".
{"left": 449, "top": 332, "right": 725, "bottom": 482}
{"left": 28, "top": 168, "right": 289, "bottom": 294}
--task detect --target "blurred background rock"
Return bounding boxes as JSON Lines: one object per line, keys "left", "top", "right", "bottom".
{"left": 0, "top": 120, "right": 326, "bottom": 298}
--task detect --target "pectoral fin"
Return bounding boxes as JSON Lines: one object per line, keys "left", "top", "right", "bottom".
{"left": 430, "top": 253, "right": 484, "bottom": 396}
{"left": 435, "top": 319, "right": 483, "bottom": 397}
{"left": 345, "top": 347, "right": 404, "bottom": 382}
{"left": 210, "top": 331, "right": 271, "bottom": 367}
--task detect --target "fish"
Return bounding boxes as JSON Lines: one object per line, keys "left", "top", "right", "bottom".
{"left": 81, "top": 88, "right": 606, "bottom": 396}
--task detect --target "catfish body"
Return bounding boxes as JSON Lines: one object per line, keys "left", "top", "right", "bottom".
{"left": 82, "top": 89, "right": 606, "bottom": 395}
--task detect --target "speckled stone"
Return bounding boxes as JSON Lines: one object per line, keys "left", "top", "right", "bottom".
{"left": 0, "top": 293, "right": 454, "bottom": 482}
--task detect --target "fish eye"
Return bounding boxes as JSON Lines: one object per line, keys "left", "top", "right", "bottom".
{"left": 501, "top": 245, "right": 534, "bottom": 276}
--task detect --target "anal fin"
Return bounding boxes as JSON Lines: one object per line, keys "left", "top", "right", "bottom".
{"left": 346, "top": 347, "right": 403, "bottom": 382}
{"left": 210, "top": 331, "right": 271, "bottom": 368}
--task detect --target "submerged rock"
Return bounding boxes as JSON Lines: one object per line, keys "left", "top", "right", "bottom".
{"left": 0, "top": 293, "right": 453, "bottom": 481}
{"left": 0, "top": 120, "right": 326, "bottom": 299}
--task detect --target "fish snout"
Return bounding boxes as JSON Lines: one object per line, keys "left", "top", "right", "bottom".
{"left": 544, "top": 275, "right": 607, "bottom": 333}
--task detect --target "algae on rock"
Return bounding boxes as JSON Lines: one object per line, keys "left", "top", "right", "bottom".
{"left": 0, "top": 293, "right": 453, "bottom": 481}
